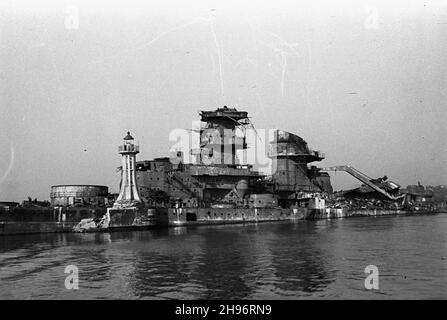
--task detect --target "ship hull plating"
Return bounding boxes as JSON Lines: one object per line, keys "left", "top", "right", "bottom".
{"left": 1, "top": 206, "right": 443, "bottom": 235}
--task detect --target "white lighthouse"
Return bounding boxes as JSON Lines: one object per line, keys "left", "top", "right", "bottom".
{"left": 114, "top": 131, "right": 142, "bottom": 207}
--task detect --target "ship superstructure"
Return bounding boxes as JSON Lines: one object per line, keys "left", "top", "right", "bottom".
{"left": 268, "top": 130, "right": 332, "bottom": 207}
{"left": 135, "top": 106, "right": 331, "bottom": 210}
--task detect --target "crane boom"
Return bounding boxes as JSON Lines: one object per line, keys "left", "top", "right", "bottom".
{"left": 321, "top": 165, "right": 402, "bottom": 200}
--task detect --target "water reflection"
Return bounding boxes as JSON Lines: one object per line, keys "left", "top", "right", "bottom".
{"left": 269, "top": 222, "right": 335, "bottom": 295}
{"left": 122, "top": 222, "right": 337, "bottom": 299}
{"left": 0, "top": 215, "right": 445, "bottom": 299}
{"left": 190, "top": 228, "right": 254, "bottom": 299}
{"left": 128, "top": 232, "right": 205, "bottom": 299}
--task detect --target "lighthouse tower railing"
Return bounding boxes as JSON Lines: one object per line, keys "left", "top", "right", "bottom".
{"left": 119, "top": 145, "right": 139, "bottom": 153}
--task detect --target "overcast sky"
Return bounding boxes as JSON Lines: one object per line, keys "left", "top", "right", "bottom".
{"left": 1, "top": 0, "right": 446, "bottom": 201}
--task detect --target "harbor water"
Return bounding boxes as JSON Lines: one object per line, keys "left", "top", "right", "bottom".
{"left": 0, "top": 213, "right": 446, "bottom": 299}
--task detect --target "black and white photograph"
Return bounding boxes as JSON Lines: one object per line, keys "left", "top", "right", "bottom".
{"left": 0, "top": 0, "right": 446, "bottom": 306}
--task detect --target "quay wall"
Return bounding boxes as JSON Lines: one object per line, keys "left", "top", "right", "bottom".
{"left": 0, "top": 221, "right": 78, "bottom": 235}
{"left": 0, "top": 206, "right": 106, "bottom": 222}
{"left": 1, "top": 206, "right": 444, "bottom": 235}
{"left": 0, "top": 206, "right": 106, "bottom": 235}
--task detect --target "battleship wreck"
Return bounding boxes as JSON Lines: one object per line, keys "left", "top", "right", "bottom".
{"left": 97, "top": 106, "right": 333, "bottom": 229}
{"left": 89, "top": 106, "right": 439, "bottom": 231}
{"left": 0, "top": 106, "right": 444, "bottom": 235}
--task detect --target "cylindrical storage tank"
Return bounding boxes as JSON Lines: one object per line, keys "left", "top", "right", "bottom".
{"left": 50, "top": 185, "right": 109, "bottom": 207}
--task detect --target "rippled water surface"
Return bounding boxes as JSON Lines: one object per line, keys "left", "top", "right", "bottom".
{"left": 1, "top": 214, "right": 446, "bottom": 299}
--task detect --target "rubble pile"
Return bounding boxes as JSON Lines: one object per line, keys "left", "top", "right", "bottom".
{"left": 327, "top": 197, "right": 402, "bottom": 210}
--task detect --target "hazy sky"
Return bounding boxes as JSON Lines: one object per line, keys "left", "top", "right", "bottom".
{"left": 1, "top": 0, "right": 446, "bottom": 201}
